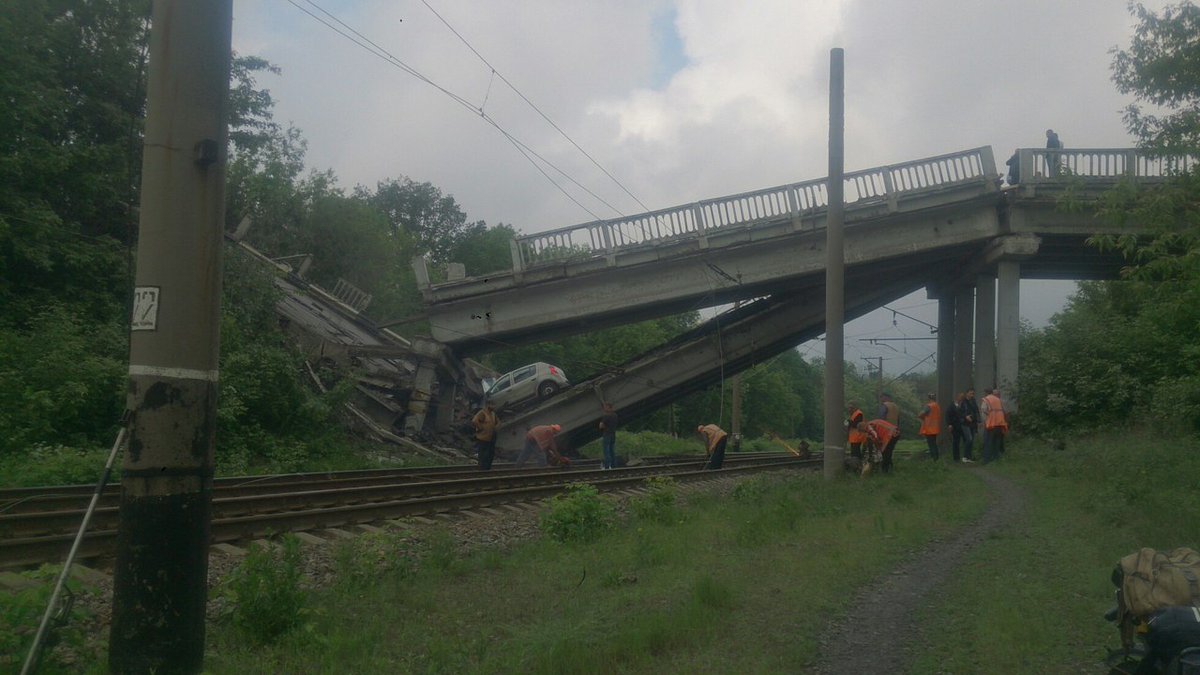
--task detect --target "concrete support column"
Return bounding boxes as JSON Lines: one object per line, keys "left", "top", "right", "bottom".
{"left": 996, "top": 261, "right": 1020, "bottom": 413}
{"left": 953, "top": 285, "right": 974, "bottom": 396}
{"left": 405, "top": 362, "right": 438, "bottom": 435}
{"left": 974, "top": 275, "right": 996, "bottom": 395}
{"left": 434, "top": 381, "right": 457, "bottom": 432}
{"left": 936, "top": 292, "right": 955, "bottom": 452}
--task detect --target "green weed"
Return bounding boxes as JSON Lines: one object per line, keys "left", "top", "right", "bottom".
{"left": 219, "top": 535, "right": 308, "bottom": 644}
{"left": 540, "top": 483, "right": 616, "bottom": 544}
{"left": 629, "top": 476, "right": 679, "bottom": 524}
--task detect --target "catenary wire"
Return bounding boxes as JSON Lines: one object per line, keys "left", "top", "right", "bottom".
{"left": 418, "top": 0, "right": 653, "bottom": 215}
{"left": 288, "top": 0, "right": 626, "bottom": 222}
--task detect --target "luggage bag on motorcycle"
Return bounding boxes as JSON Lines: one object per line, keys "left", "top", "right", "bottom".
{"left": 1115, "top": 548, "right": 1200, "bottom": 618}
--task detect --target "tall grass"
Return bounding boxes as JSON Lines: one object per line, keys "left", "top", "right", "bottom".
{"left": 910, "top": 430, "right": 1200, "bottom": 674}
{"left": 205, "top": 461, "right": 987, "bottom": 673}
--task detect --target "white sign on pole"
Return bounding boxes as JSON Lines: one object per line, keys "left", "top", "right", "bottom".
{"left": 131, "top": 287, "right": 160, "bottom": 331}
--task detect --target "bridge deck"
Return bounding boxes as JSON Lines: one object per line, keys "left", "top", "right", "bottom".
{"left": 420, "top": 147, "right": 1188, "bottom": 354}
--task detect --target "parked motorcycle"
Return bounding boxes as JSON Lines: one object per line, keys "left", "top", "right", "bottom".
{"left": 1105, "top": 597, "right": 1200, "bottom": 674}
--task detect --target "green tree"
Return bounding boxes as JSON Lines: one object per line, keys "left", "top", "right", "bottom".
{"left": 448, "top": 222, "right": 520, "bottom": 277}
{"left": 1111, "top": 1, "right": 1200, "bottom": 156}
{"left": 361, "top": 178, "right": 470, "bottom": 266}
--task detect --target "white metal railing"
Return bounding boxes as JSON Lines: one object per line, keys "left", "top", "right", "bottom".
{"left": 1011, "top": 147, "right": 1197, "bottom": 184}
{"left": 513, "top": 146, "right": 996, "bottom": 268}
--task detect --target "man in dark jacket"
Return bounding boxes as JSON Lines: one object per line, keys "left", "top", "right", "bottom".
{"left": 962, "top": 389, "right": 980, "bottom": 461}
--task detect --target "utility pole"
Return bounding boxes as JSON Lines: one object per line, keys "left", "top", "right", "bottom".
{"left": 109, "top": 1, "right": 232, "bottom": 672}
{"left": 730, "top": 300, "right": 743, "bottom": 449}
{"left": 822, "top": 48, "right": 846, "bottom": 480}
{"left": 862, "top": 356, "right": 883, "bottom": 397}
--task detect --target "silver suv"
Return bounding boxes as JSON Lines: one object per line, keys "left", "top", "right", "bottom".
{"left": 484, "top": 362, "right": 569, "bottom": 410}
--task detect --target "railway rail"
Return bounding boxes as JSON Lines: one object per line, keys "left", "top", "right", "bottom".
{"left": 1, "top": 452, "right": 818, "bottom": 569}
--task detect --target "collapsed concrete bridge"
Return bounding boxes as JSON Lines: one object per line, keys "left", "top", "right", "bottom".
{"left": 240, "top": 146, "right": 1187, "bottom": 456}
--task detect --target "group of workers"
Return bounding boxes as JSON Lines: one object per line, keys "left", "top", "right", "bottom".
{"left": 469, "top": 388, "right": 1011, "bottom": 475}
{"left": 468, "top": 399, "right": 730, "bottom": 471}
{"left": 847, "top": 388, "right": 1010, "bottom": 475}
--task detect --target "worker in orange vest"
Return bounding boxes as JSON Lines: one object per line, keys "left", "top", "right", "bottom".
{"left": 861, "top": 418, "right": 900, "bottom": 475}
{"left": 981, "top": 388, "right": 1008, "bottom": 464}
{"left": 471, "top": 401, "right": 500, "bottom": 470}
{"left": 846, "top": 403, "right": 866, "bottom": 460}
{"left": 917, "top": 393, "right": 941, "bottom": 461}
{"left": 697, "top": 424, "right": 728, "bottom": 470}
{"left": 517, "top": 424, "right": 568, "bottom": 468}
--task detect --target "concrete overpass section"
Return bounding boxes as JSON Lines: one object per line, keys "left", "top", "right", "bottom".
{"left": 492, "top": 266, "right": 939, "bottom": 454}
{"left": 420, "top": 147, "right": 1190, "bottom": 358}
{"left": 418, "top": 147, "right": 1002, "bottom": 354}
{"left": 430, "top": 146, "right": 1191, "bottom": 446}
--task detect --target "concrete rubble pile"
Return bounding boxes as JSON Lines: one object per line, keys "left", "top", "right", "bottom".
{"left": 229, "top": 235, "right": 494, "bottom": 461}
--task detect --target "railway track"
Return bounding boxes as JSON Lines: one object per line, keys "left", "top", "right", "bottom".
{"left": 1, "top": 452, "right": 818, "bottom": 569}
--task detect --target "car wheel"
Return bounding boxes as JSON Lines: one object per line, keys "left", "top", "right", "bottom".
{"left": 538, "top": 381, "right": 561, "bottom": 400}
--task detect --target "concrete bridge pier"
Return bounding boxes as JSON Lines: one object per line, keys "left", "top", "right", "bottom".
{"left": 974, "top": 275, "right": 996, "bottom": 395}
{"left": 996, "top": 260, "right": 1021, "bottom": 413}
{"left": 935, "top": 291, "right": 955, "bottom": 453}
{"left": 953, "top": 285, "right": 974, "bottom": 398}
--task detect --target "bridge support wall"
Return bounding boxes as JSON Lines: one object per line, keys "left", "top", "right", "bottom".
{"left": 974, "top": 275, "right": 996, "bottom": 394}
{"left": 954, "top": 285, "right": 975, "bottom": 398}
{"left": 936, "top": 294, "right": 955, "bottom": 453}
{"left": 996, "top": 261, "right": 1021, "bottom": 412}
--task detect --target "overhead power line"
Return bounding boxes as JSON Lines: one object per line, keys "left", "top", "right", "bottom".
{"left": 419, "top": 0, "right": 652, "bottom": 215}
{"left": 287, "top": 0, "right": 627, "bottom": 221}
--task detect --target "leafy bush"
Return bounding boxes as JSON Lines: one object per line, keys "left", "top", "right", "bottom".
{"left": 540, "top": 483, "right": 616, "bottom": 544}
{"left": 630, "top": 476, "right": 680, "bottom": 524}
{"left": 220, "top": 536, "right": 308, "bottom": 643}
{"left": 0, "top": 445, "right": 109, "bottom": 487}
{"left": 0, "top": 566, "right": 100, "bottom": 672}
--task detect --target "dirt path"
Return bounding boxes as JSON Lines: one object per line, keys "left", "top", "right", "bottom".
{"left": 808, "top": 469, "right": 1026, "bottom": 674}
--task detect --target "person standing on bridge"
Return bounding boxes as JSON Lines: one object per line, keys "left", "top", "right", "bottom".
{"left": 1045, "top": 129, "right": 1064, "bottom": 176}
{"left": 516, "top": 424, "right": 567, "bottom": 468}
{"left": 846, "top": 402, "right": 866, "bottom": 460}
{"left": 917, "top": 393, "right": 942, "bottom": 461}
{"left": 697, "top": 424, "right": 728, "bottom": 470}
{"left": 598, "top": 402, "right": 619, "bottom": 469}
{"left": 472, "top": 401, "right": 500, "bottom": 470}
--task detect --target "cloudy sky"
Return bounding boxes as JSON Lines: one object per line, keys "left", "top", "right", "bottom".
{"left": 231, "top": 0, "right": 1163, "bottom": 373}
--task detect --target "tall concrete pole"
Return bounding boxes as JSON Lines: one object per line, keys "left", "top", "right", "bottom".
{"left": 822, "top": 48, "right": 845, "bottom": 480}
{"left": 731, "top": 301, "right": 743, "bottom": 446}
{"left": 109, "top": 1, "right": 232, "bottom": 672}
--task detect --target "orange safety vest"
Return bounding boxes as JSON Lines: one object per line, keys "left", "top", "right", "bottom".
{"left": 698, "top": 424, "right": 728, "bottom": 454}
{"left": 864, "top": 419, "right": 899, "bottom": 449}
{"left": 848, "top": 409, "right": 866, "bottom": 444}
{"left": 919, "top": 402, "right": 941, "bottom": 437}
{"left": 984, "top": 394, "right": 1008, "bottom": 431}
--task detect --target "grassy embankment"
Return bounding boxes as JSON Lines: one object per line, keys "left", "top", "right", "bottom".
{"left": 9, "top": 431, "right": 1189, "bottom": 673}
{"left": 909, "top": 430, "right": 1200, "bottom": 674}
{"left": 202, "top": 451, "right": 983, "bottom": 674}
